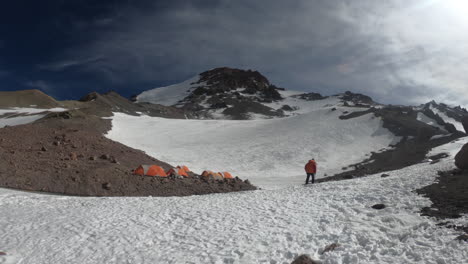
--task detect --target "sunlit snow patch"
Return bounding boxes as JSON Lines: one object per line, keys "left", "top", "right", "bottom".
{"left": 106, "top": 106, "right": 400, "bottom": 189}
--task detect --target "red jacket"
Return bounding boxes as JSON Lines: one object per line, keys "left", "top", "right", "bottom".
{"left": 305, "top": 160, "right": 317, "bottom": 173}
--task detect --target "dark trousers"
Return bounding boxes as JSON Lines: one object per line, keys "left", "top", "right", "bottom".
{"left": 306, "top": 173, "right": 315, "bottom": 184}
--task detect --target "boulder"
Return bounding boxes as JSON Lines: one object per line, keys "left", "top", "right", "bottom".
{"left": 455, "top": 143, "right": 468, "bottom": 170}
{"left": 463, "top": 116, "right": 468, "bottom": 134}
{"left": 372, "top": 204, "right": 386, "bottom": 210}
{"left": 291, "top": 255, "right": 318, "bottom": 264}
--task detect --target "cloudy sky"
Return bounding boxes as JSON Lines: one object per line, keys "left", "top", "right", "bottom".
{"left": 1, "top": 0, "right": 467, "bottom": 106}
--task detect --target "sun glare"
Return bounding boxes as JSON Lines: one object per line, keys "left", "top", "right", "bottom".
{"left": 442, "top": 0, "right": 468, "bottom": 18}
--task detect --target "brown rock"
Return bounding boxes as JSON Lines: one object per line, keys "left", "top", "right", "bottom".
{"left": 89, "top": 156, "right": 97, "bottom": 161}
{"left": 455, "top": 143, "right": 468, "bottom": 170}
{"left": 0, "top": 251, "right": 6, "bottom": 256}
{"left": 291, "top": 254, "right": 318, "bottom": 264}
{"left": 102, "top": 182, "right": 111, "bottom": 190}
{"left": 69, "top": 152, "right": 78, "bottom": 161}
{"left": 100, "top": 154, "right": 110, "bottom": 160}
{"left": 53, "top": 141, "right": 60, "bottom": 146}
{"left": 321, "top": 243, "right": 340, "bottom": 254}
{"left": 41, "top": 146, "right": 47, "bottom": 152}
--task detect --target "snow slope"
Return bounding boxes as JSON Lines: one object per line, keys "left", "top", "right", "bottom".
{"left": 106, "top": 97, "right": 400, "bottom": 188}
{"left": 416, "top": 112, "right": 447, "bottom": 132}
{"left": 136, "top": 76, "right": 202, "bottom": 106}
{"left": 0, "top": 107, "right": 67, "bottom": 128}
{"left": 429, "top": 106, "right": 465, "bottom": 132}
{"left": 0, "top": 138, "right": 466, "bottom": 264}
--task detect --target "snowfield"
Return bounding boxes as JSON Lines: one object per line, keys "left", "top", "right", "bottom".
{"left": 106, "top": 97, "right": 400, "bottom": 189}
{"left": 0, "top": 139, "right": 467, "bottom": 264}
{"left": 136, "top": 76, "right": 202, "bottom": 106}
{"left": 0, "top": 107, "right": 67, "bottom": 128}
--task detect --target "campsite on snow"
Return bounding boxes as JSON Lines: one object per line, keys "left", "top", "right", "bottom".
{"left": 0, "top": 67, "right": 467, "bottom": 263}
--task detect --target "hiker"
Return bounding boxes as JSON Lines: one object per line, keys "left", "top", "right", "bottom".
{"left": 304, "top": 159, "right": 317, "bottom": 184}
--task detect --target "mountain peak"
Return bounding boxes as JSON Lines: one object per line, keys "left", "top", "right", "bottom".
{"left": 137, "top": 67, "right": 286, "bottom": 119}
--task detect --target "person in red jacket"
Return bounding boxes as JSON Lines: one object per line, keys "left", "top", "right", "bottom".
{"left": 304, "top": 159, "right": 317, "bottom": 184}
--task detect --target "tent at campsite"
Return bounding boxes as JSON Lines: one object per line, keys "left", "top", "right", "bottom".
{"left": 220, "top": 172, "right": 234, "bottom": 179}
{"left": 133, "top": 165, "right": 167, "bottom": 177}
{"left": 166, "top": 165, "right": 190, "bottom": 178}
{"left": 201, "top": 170, "right": 224, "bottom": 180}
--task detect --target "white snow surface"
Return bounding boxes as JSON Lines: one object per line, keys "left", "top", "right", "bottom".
{"left": 0, "top": 107, "right": 67, "bottom": 128}
{"left": 106, "top": 98, "right": 400, "bottom": 189}
{"left": 0, "top": 138, "right": 467, "bottom": 264}
{"left": 136, "top": 76, "right": 202, "bottom": 106}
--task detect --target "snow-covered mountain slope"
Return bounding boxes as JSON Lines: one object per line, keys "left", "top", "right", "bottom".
{"left": 106, "top": 97, "right": 400, "bottom": 189}
{"left": 417, "top": 101, "right": 468, "bottom": 133}
{"left": 134, "top": 68, "right": 468, "bottom": 143}
{"left": 136, "top": 76, "right": 203, "bottom": 106}
{"left": 1, "top": 138, "right": 466, "bottom": 264}
{"left": 0, "top": 107, "right": 67, "bottom": 128}
{"left": 429, "top": 105, "right": 465, "bottom": 132}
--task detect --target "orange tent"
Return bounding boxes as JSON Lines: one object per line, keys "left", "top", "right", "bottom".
{"left": 166, "top": 166, "right": 189, "bottom": 178}
{"left": 134, "top": 165, "right": 167, "bottom": 177}
{"left": 180, "top": 165, "right": 190, "bottom": 172}
{"left": 220, "top": 171, "right": 233, "bottom": 179}
{"left": 201, "top": 170, "right": 223, "bottom": 180}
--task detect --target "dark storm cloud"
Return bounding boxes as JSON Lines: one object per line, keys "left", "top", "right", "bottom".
{"left": 28, "top": 0, "right": 468, "bottom": 105}
{"left": 0, "top": 70, "right": 9, "bottom": 79}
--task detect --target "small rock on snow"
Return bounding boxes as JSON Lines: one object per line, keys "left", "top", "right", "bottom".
{"left": 321, "top": 243, "right": 341, "bottom": 254}
{"left": 372, "top": 204, "right": 386, "bottom": 210}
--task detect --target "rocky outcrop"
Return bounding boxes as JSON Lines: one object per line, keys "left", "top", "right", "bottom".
{"left": 462, "top": 116, "right": 468, "bottom": 134}
{"left": 293, "top": 92, "right": 325, "bottom": 101}
{"left": 422, "top": 101, "right": 468, "bottom": 132}
{"left": 176, "top": 67, "right": 285, "bottom": 119}
{"left": 455, "top": 143, "right": 468, "bottom": 170}
{"left": 340, "top": 91, "right": 375, "bottom": 105}
{"left": 64, "top": 91, "right": 189, "bottom": 119}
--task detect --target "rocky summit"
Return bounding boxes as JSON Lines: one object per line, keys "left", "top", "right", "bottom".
{"left": 179, "top": 67, "right": 285, "bottom": 119}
